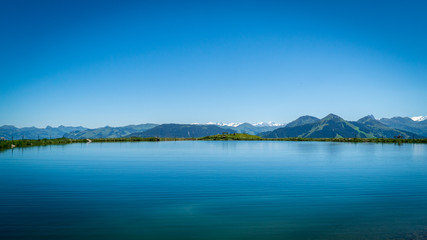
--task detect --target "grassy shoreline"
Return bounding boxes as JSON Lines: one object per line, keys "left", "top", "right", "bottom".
{"left": 0, "top": 137, "right": 197, "bottom": 151}
{"left": 1, "top": 134, "right": 426, "bottom": 151}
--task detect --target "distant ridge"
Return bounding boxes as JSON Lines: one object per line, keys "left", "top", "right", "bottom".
{"left": 260, "top": 114, "right": 422, "bottom": 139}
{"left": 412, "top": 116, "right": 427, "bottom": 122}
{"left": 64, "top": 124, "right": 158, "bottom": 139}
{"left": 285, "top": 116, "right": 320, "bottom": 128}
{"left": 380, "top": 117, "right": 427, "bottom": 137}
{"left": 193, "top": 121, "right": 285, "bottom": 127}
{"left": 1, "top": 114, "right": 426, "bottom": 140}
{"left": 352, "top": 116, "right": 420, "bottom": 139}
{"left": 127, "top": 124, "right": 235, "bottom": 138}
{"left": 221, "top": 123, "right": 283, "bottom": 135}
{"left": 192, "top": 122, "right": 284, "bottom": 135}
{"left": 0, "top": 125, "right": 87, "bottom": 140}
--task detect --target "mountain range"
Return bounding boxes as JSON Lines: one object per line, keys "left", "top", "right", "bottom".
{"left": 0, "top": 125, "right": 87, "bottom": 140}
{"left": 260, "top": 114, "right": 422, "bottom": 139}
{"left": 1, "top": 114, "right": 426, "bottom": 140}
{"left": 127, "top": 124, "right": 234, "bottom": 138}
{"left": 63, "top": 124, "right": 158, "bottom": 139}
{"left": 379, "top": 117, "right": 427, "bottom": 137}
{"left": 220, "top": 123, "right": 283, "bottom": 135}
{"left": 198, "top": 122, "right": 285, "bottom": 127}
{"left": 285, "top": 116, "right": 320, "bottom": 128}
{"left": 411, "top": 116, "right": 427, "bottom": 122}
{"left": 192, "top": 122, "right": 284, "bottom": 135}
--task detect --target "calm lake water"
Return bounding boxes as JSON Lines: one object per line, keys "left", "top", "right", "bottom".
{"left": 1, "top": 141, "right": 427, "bottom": 240}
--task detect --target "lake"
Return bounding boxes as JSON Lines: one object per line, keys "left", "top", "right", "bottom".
{"left": 1, "top": 141, "right": 427, "bottom": 240}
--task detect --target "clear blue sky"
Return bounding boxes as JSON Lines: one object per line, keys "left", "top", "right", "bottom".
{"left": 1, "top": 0, "right": 426, "bottom": 128}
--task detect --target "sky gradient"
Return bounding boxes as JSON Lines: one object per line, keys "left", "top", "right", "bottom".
{"left": 1, "top": 0, "right": 426, "bottom": 128}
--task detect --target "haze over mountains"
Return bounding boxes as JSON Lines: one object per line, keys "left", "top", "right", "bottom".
{"left": 411, "top": 116, "right": 427, "bottom": 122}
{"left": 1, "top": 115, "right": 426, "bottom": 140}
{"left": 127, "top": 124, "right": 234, "bottom": 138}
{"left": 0, "top": 125, "right": 86, "bottom": 140}
{"left": 63, "top": 124, "right": 158, "bottom": 139}
{"left": 196, "top": 122, "right": 285, "bottom": 127}
{"left": 379, "top": 117, "right": 427, "bottom": 137}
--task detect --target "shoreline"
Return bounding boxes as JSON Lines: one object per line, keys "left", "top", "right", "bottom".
{"left": 1, "top": 135, "right": 427, "bottom": 151}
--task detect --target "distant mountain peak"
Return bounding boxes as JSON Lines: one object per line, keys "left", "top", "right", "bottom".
{"left": 325, "top": 113, "right": 339, "bottom": 118}
{"left": 358, "top": 115, "right": 377, "bottom": 123}
{"left": 0, "top": 125, "right": 89, "bottom": 140}
{"left": 238, "top": 123, "right": 254, "bottom": 127}
{"left": 261, "top": 114, "right": 422, "bottom": 139}
{"left": 203, "top": 122, "right": 243, "bottom": 127}
{"left": 253, "top": 122, "right": 285, "bottom": 127}
{"left": 127, "top": 124, "right": 236, "bottom": 138}
{"left": 1, "top": 125, "right": 17, "bottom": 128}
{"left": 322, "top": 114, "right": 343, "bottom": 121}
{"left": 285, "top": 116, "right": 320, "bottom": 128}
{"left": 295, "top": 116, "right": 319, "bottom": 121}
{"left": 412, "top": 116, "right": 427, "bottom": 122}
{"left": 193, "top": 122, "right": 284, "bottom": 128}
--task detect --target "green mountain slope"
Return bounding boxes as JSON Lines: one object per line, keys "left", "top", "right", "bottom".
{"left": 200, "top": 133, "right": 263, "bottom": 140}
{"left": 128, "top": 124, "right": 235, "bottom": 138}
{"left": 259, "top": 123, "right": 314, "bottom": 138}
{"left": 260, "top": 114, "right": 422, "bottom": 139}
{"left": 261, "top": 114, "right": 370, "bottom": 138}
{"left": 285, "top": 116, "right": 320, "bottom": 128}
{"left": 379, "top": 117, "right": 427, "bottom": 137}
{"left": 352, "top": 116, "right": 419, "bottom": 139}
{"left": 64, "top": 124, "right": 158, "bottom": 139}
{"left": 304, "top": 114, "right": 371, "bottom": 138}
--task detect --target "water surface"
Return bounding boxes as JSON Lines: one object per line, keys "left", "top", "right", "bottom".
{"left": 1, "top": 141, "right": 427, "bottom": 239}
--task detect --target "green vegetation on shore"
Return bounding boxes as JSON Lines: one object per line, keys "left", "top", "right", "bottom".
{"left": 271, "top": 137, "right": 427, "bottom": 143}
{"left": 1, "top": 134, "right": 426, "bottom": 151}
{"left": 0, "top": 138, "right": 86, "bottom": 150}
{"left": 202, "top": 134, "right": 427, "bottom": 143}
{"left": 0, "top": 137, "right": 196, "bottom": 151}
{"left": 200, "top": 133, "right": 263, "bottom": 140}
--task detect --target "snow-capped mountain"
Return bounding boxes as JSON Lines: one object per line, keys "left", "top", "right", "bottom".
{"left": 191, "top": 122, "right": 243, "bottom": 127}
{"left": 253, "top": 121, "right": 285, "bottom": 127}
{"left": 209, "top": 122, "right": 243, "bottom": 127}
{"left": 411, "top": 116, "right": 427, "bottom": 122}
{"left": 192, "top": 122, "right": 285, "bottom": 127}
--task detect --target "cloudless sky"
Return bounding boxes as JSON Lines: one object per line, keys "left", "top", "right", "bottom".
{"left": 1, "top": 0, "right": 426, "bottom": 128}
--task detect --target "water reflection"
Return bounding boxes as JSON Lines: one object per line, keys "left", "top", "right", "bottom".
{"left": 220, "top": 140, "right": 237, "bottom": 151}
{"left": 0, "top": 141, "right": 426, "bottom": 240}
{"left": 413, "top": 143, "right": 425, "bottom": 157}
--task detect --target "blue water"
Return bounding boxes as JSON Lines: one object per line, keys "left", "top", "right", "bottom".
{"left": 1, "top": 141, "right": 427, "bottom": 240}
